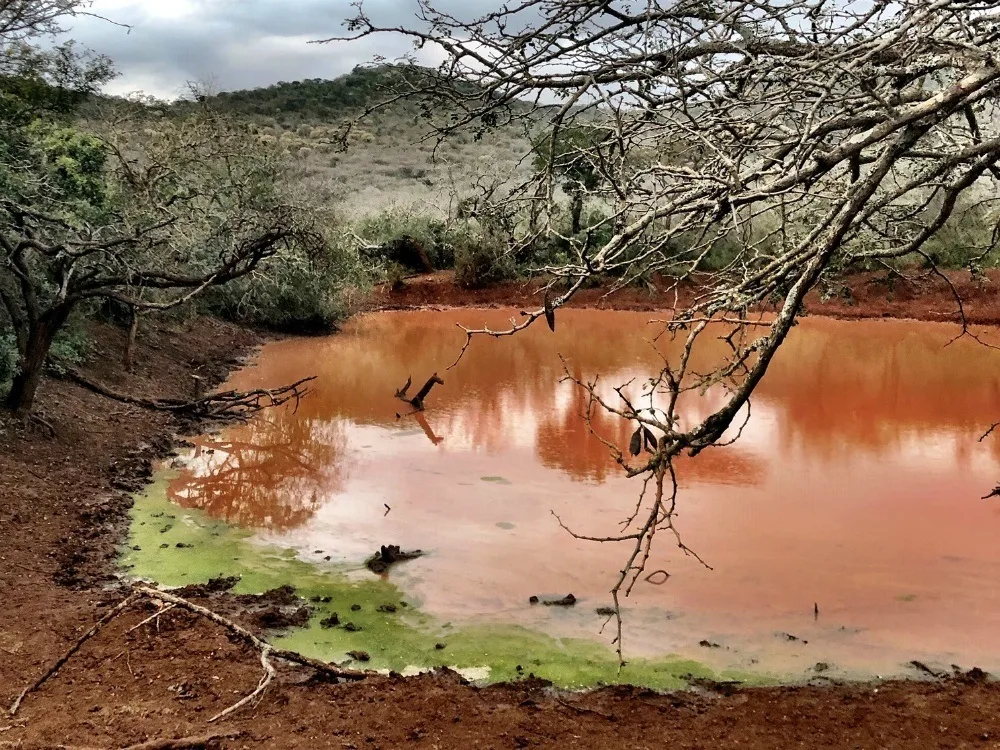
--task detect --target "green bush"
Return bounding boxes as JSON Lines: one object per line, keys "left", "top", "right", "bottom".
{"left": 0, "top": 331, "right": 17, "bottom": 398}
{"left": 202, "top": 232, "right": 368, "bottom": 333}
{"left": 919, "top": 201, "right": 1000, "bottom": 268}
{"left": 454, "top": 239, "right": 518, "bottom": 288}
{"left": 49, "top": 319, "right": 91, "bottom": 364}
{"left": 353, "top": 208, "right": 456, "bottom": 269}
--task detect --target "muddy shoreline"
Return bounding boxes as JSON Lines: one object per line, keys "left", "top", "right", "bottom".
{"left": 2, "top": 278, "right": 1000, "bottom": 747}
{"left": 369, "top": 268, "right": 1000, "bottom": 327}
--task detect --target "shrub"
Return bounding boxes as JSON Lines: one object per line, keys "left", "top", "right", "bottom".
{"left": 353, "top": 208, "right": 455, "bottom": 269}
{"left": 0, "top": 331, "right": 17, "bottom": 398}
{"left": 454, "top": 238, "right": 518, "bottom": 288}
{"left": 49, "top": 316, "right": 92, "bottom": 364}
{"left": 203, "top": 240, "right": 367, "bottom": 334}
{"left": 919, "top": 201, "right": 1000, "bottom": 269}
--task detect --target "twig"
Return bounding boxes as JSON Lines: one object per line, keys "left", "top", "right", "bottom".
{"left": 9, "top": 594, "right": 139, "bottom": 717}
{"left": 126, "top": 604, "right": 176, "bottom": 633}
{"left": 555, "top": 698, "right": 615, "bottom": 721}
{"left": 209, "top": 646, "right": 275, "bottom": 723}
{"left": 136, "top": 587, "right": 367, "bottom": 682}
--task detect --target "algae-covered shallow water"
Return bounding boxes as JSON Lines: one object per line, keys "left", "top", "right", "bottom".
{"left": 124, "top": 309, "right": 1000, "bottom": 686}
{"left": 124, "top": 475, "right": 747, "bottom": 689}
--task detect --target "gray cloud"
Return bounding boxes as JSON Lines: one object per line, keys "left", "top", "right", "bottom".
{"left": 57, "top": 0, "right": 457, "bottom": 100}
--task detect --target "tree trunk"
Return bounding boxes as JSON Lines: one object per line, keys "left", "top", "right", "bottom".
{"left": 125, "top": 309, "right": 140, "bottom": 372}
{"left": 570, "top": 191, "right": 584, "bottom": 235}
{"left": 5, "top": 309, "right": 68, "bottom": 416}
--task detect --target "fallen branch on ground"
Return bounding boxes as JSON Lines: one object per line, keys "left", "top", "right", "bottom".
{"left": 0, "top": 731, "right": 242, "bottom": 750}
{"left": 8, "top": 594, "right": 140, "bottom": 717}
{"left": 54, "top": 365, "right": 316, "bottom": 421}
{"left": 137, "top": 587, "right": 368, "bottom": 683}
{"left": 209, "top": 646, "right": 275, "bottom": 723}
{"left": 9, "top": 586, "right": 368, "bottom": 720}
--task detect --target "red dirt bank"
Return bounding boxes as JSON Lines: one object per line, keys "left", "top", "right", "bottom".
{"left": 373, "top": 268, "right": 1000, "bottom": 327}
{"left": 1, "top": 278, "right": 999, "bottom": 748}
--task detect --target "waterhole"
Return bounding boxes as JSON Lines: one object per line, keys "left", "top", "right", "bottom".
{"left": 124, "top": 309, "right": 1000, "bottom": 686}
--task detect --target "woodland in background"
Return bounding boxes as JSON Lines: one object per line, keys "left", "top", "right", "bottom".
{"left": 4, "top": 5, "right": 1000, "bottom": 418}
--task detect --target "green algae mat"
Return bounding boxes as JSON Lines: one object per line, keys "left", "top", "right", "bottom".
{"left": 122, "top": 474, "right": 763, "bottom": 690}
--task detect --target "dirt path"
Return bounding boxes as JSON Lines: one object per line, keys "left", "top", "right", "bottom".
{"left": 1, "top": 291, "right": 999, "bottom": 748}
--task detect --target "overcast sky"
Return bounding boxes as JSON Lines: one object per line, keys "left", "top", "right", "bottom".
{"left": 59, "top": 1, "right": 451, "bottom": 100}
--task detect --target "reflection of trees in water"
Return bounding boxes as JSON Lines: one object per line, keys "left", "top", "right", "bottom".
{"left": 757, "top": 322, "right": 1000, "bottom": 463}
{"left": 536, "top": 376, "right": 765, "bottom": 485}
{"left": 222, "top": 312, "right": 1000, "bottom": 485}
{"left": 170, "top": 413, "right": 347, "bottom": 530}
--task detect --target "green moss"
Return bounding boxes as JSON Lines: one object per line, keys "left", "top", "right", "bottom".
{"left": 123, "top": 475, "right": 770, "bottom": 690}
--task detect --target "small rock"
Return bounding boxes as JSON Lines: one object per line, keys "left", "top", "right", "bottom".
{"left": 344, "top": 622, "right": 362, "bottom": 632}
{"left": 699, "top": 640, "right": 722, "bottom": 649}
{"left": 528, "top": 596, "right": 539, "bottom": 605}
{"left": 347, "top": 650, "right": 370, "bottom": 662}
{"left": 175, "top": 543, "right": 194, "bottom": 549}
{"left": 351, "top": 604, "right": 361, "bottom": 612}
{"left": 377, "top": 603, "right": 397, "bottom": 613}
{"left": 320, "top": 613, "right": 340, "bottom": 629}
{"left": 435, "top": 643, "right": 446, "bottom": 650}
{"left": 814, "top": 662, "right": 830, "bottom": 673}
{"left": 595, "top": 606, "right": 616, "bottom": 617}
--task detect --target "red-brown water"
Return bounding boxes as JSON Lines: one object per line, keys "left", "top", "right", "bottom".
{"left": 171, "top": 310, "right": 1000, "bottom": 677}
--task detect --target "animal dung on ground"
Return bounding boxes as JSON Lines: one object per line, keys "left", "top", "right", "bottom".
{"left": 377, "top": 603, "right": 398, "bottom": 613}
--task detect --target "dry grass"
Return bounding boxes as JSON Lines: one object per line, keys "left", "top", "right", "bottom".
{"left": 249, "top": 110, "right": 534, "bottom": 220}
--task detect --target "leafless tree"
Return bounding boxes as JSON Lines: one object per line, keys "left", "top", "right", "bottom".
{"left": 329, "top": 0, "right": 1000, "bottom": 658}
{"left": 0, "top": 0, "right": 86, "bottom": 39}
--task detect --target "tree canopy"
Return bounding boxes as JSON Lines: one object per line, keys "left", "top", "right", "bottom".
{"left": 0, "top": 3, "right": 324, "bottom": 414}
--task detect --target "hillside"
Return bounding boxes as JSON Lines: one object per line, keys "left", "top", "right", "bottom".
{"left": 195, "top": 65, "right": 535, "bottom": 219}
{"left": 204, "top": 65, "right": 421, "bottom": 122}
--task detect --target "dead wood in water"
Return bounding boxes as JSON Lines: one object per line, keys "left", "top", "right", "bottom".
{"left": 54, "top": 365, "right": 315, "bottom": 421}
{"left": 395, "top": 373, "right": 444, "bottom": 411}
